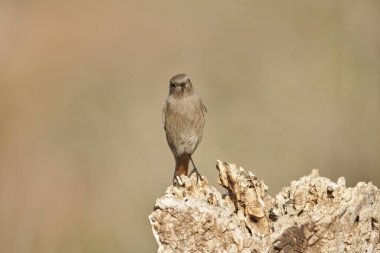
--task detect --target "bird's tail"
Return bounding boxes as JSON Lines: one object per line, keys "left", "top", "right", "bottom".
{"left": 175, "top": 154, "right": 190, "bottom": 176}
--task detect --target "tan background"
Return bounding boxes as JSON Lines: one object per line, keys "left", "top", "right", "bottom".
{"left": 1, "top": 1, "right": 379, "bottom": 252}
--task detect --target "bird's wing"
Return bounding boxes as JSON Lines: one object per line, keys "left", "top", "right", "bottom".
{"left": 202, "top": 100, "right": 207, "bottom": 119}
{"left": 162, "top": 102, "right": 167, "bottom": 126}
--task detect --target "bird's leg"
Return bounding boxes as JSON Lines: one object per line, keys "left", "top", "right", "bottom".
{"left": 173, "top": 171, "right": 180, "bottom": 186}
{"left": 189, "top": 155, "right": 203, "bottom": 183}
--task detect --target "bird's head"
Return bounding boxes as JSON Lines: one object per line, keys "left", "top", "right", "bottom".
{"left": 168, "top": 73, "right": 194, "bottom": 97}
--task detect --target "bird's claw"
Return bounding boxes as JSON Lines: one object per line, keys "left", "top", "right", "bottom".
{"left": 189, "top": 168, "right": 203, "bottom": 184}
{"left": 173, "top": 175, "right": 182, "bottom": 186}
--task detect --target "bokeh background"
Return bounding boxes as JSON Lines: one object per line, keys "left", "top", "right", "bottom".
{"left": 1, "top": 1, "right": 379, "bottom": 252}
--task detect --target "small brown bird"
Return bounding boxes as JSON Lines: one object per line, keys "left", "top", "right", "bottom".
{"left": 163, "top": 74, "right": 207, "bottom": 184}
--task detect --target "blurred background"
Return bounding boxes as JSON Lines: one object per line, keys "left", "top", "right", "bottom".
{"left": 0, "top": 1, "right": 379, "bottom": 252}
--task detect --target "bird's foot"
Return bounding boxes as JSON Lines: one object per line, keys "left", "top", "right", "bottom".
{"left": 189, "top": 167, "right": 203, "bottom": 184}
{"left": 172, "top": 175, "right": 180, "bottom": 186}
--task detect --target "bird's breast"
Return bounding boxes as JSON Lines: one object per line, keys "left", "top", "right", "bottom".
{"left": 167, "top": 96, "right": 201, "bottom": 116}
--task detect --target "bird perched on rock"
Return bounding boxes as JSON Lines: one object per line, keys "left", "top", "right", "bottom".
{"left": 162, "top": 74, "right": 207, "bottom": 184}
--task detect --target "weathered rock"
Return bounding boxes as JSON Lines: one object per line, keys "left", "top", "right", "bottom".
{"left": 149, "top": 161, "right": 380, "bottom": 252}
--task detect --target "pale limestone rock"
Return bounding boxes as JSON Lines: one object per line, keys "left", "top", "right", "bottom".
{"left": 149, "top": 160, "right": 380, "bottom": 252}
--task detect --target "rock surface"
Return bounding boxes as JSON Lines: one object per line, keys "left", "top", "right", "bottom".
{"left": 149, "top": 161, "right": 380, "bottom": 253}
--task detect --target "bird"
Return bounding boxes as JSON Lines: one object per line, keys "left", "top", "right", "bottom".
{"left": 162, "top": 73, "right": 207, "bottom": 184}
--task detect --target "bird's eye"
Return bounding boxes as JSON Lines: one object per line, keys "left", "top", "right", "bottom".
{"left": 170, "top": 82, "right": 175, "bottom": 88}
{"left": 187, "top": 78, "right": 190, "bottom": 83}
